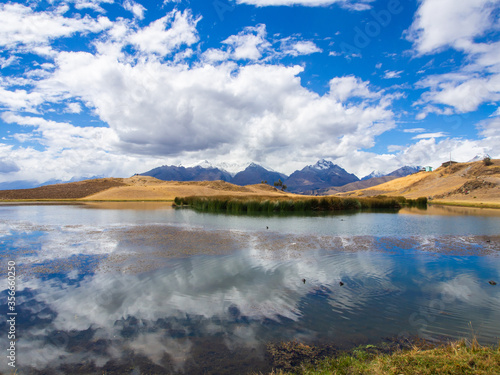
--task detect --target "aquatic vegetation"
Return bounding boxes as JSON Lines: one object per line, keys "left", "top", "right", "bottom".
{"left": 173, "top": 195, "right": 427, "bottom": 213}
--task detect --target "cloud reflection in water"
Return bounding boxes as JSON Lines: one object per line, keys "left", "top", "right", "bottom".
{"left": 0, "top": 220, "right": 499, "bottom": 374}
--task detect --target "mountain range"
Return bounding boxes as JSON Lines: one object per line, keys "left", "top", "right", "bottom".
{"left": 139, "top": 159, "right": 420, "bottom": 194}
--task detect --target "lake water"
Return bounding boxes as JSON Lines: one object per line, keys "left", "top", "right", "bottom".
{"left": 0, "top": 203, "right": 499, "bottom": 374}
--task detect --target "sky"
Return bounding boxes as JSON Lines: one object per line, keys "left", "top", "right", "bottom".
{"left": 0, "top": 0, "right": 499, "bottom": 184}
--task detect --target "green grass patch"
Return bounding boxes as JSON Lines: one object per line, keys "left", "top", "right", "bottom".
{"left": 173, "top": 195, "right": 427, "bottom": 213}
{"left": 263, "top": 338, "right": 500, "bottom": 375}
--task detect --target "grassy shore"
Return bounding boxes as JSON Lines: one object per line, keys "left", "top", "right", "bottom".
{"left": 263, "top": 338, "right": 500, "bottom": 375}
{"left": 174, "top": 195, "right": 427, "bottom": 213}
{"left": 430, "top": 200, "right": 500, "bottom": 209}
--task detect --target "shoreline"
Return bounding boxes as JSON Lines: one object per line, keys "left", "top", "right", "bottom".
{"left": 262, "top": 337, "right": 500, "bottom": 375}
{"left": 1, "top": 198, "right": 500, "bottom": 209}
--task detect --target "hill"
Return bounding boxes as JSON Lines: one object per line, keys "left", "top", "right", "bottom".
{"left": 0, "top": 178, "right": 127, "bottom": 200}
{"left": 0, "top": 176, "right": 294, "bottom": 201}
{"left": 338, "top": 159, "right": 500, "bottom": 206}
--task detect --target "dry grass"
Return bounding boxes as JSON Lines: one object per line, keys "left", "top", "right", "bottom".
{"left": 338, "top": 160, "right": 500, "bottom": 207}
{"left": 0, "top": 177, "right": 295, "bottom": 201}
{"left": 0, "top": 178, "right": 126, "bottom": 200}
{"left": 263, "top": 339, "right": 500, "bottom": 375}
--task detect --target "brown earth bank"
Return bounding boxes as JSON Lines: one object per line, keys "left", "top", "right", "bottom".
{"left": 0, "top": 175, "right": 295, "bottom": 201}
{"left": 0, "top": 178, "right": 127, "bottom": 200}
{"left": 336, "top": 159, "right": 500, "bottom": 207}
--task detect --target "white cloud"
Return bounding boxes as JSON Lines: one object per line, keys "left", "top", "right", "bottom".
{"left": 0, "top": 3, "right": 112, "bottom": 54}
{"left": 0, "top": 113, "right": 163, "bottom": 183}
{"left": 0, "top": 87, "right": 45, "bottom": 113}
{"left": 383, "top": 70, "right": 403, "bottom": 79}
{"left": 328, "top": 75, "right": 380, "bottom": 102}
{"left": 490, "top": 107, "right": 500, "bottom": 117}
{"left": 408, "top": 0, "right": 500, "bottom": 115}
{"left": 0, "top": 55, "right": 19, "bottom": 69}
{"left": 402, "top": 128, "right": 426, "bottom": 133}
{"left": 281, "top": 40, "right": 322, "bottom": 56}
{"left": 222, "top": 24, "right": 270, "bottom": 60}
{"left": 416, "top": 75, "right": 500, "bottom": 115}
{"left": 123, "top": 0, "right": 146, "bottom": 20}
{"left": 236, "top": 0, "right": 374, "bottom": 10}
{"left": 1, "top": 113, "right": 118, "bottom": 151}
{"left": 415, "top": 104, "right": 454, "bottom": 120}
{"left": 72, "top": 0, "right": 114, "bottom": 13}
{"left": 202, "top": 48, "right": 231, "bottom": 63}
{"left": 40, "top": 54, "right": 393, "bottom": 165}
{"left": 400, "top": 137, "right": 498, "bottom": 167}
{"left": 412, "top": 132, "right": 447, "bottom": 140}
{"left": 407, "top": 0, "right": 498, "bottom": 55}
{"left": 477, "top": 116, "right": 500, "bottom": 138}
{"left": 128, "top": 10, "right": 200, "bottom": 56}
{"left": 65, "top": 102, "right": 83, "bottom": 114}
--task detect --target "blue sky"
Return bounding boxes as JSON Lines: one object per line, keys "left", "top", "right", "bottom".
{"left": 0, "top": 0, "right": 499, "bottom": 184}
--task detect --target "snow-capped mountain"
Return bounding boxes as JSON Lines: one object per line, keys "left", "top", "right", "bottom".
{"left": 361, "top": 170, "right": 385, "bottom": 181}
{"left": 138, "top": 160, "right": 420, "bottom": 194}
{"left": 468, "top": 153, "right": 491, "bottom": 162}
{"left": 387, "top": 166, "right": 420, "bottom": 178}
{"left": 285, "top": 159, "right": 359, "bottom": 193}
{"left": 141, "top": 163, "right": 232, "bottom": 182}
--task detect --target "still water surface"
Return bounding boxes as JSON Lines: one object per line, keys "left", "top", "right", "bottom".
{"left": 0, "top": 203, "right": 499, "bottom": 374}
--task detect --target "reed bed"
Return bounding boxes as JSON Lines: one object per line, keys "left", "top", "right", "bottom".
{"left": 173, "top": 195, "right": 427, "bottom": 213}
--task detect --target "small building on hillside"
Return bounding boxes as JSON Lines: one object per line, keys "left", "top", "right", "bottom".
{"left": 420, "top": 166, "right": 433, "bottom": 172}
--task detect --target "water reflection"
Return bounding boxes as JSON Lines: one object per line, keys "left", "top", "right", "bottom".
{"left": 0, "top": 206, "right": 499, "bottom": 374}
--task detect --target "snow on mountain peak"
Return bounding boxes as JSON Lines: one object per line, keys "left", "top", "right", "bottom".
{"left": 313, "top": 159, "right": 334, "bottom": 170}
{"left": 468, "top": 153, "right": 491, "bottom": 162}
{"left": 194, "top": 160, "right": 214, "bottom": 168}
{"left": 362, "top": 170, "right": 384, "bottom": 180}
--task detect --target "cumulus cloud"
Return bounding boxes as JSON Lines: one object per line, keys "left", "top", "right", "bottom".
{"left": 222, "top": 24, "right": 270, "bottom": 60}
{"left": 128, "top": 10, "right": 200, "bottom": 56}
{"left": 0, "top": 3, "right": 112, "bottom": 54}
{"left": 408, "top": 0, "right": 500, "bottom": 115}
{"left": 35, "top": 50, "right": 393, "bottom": 172}
{"left": 0, "top": 87, "right": 45, "bottom": 113}
{"left": 407, "top": 0, "right": 498, "bottom": 55}
{"left": 328, "top": 75, "right": 380, "bottom": 102}
{"left": 416, "top": 74, "right": 500, "bottom": 115}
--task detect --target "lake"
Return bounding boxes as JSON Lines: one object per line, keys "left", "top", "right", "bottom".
{"left": 0, "top": 203, "right": 499, "bottom": 374}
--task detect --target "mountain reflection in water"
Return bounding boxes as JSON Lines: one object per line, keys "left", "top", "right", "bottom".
{"left": 0, "top": 204, "right": 499, "bottom": 374}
